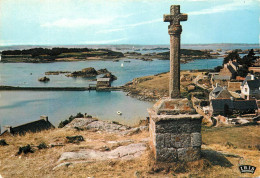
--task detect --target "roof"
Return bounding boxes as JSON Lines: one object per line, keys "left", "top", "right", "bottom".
{"left": 210, "top": 85, "right": 232, "bottom": 99}
{"left": 227, "top": 65, "right": 236, "bottom": 74}
{"left": 1, "top": 118, "right": 55, "bottom": 136}
{"left": 232, "top": 61, "right": 239, "bottom": 68}
{"left": 247, "top": 80, "right": 260, "bottom": 90}
{"left": 97, "top": 78, "right": 110, "bottom": 82}
{"left": 211, "top": 99, "right": 258, "bottom": 113}
{"left": 241, "top": 75, "right": 253, "bottom": 86}
{"left": 212, "top": 86, "right": 223, "bottom": 93}
{"left": 233, "top": 100, "right": 258, "bottom": 110}
{"left": 213, "top": 75, "right": 231, "bottom": 80}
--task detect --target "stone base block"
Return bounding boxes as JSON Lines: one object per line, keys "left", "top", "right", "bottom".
{"left": 148, "top": 98, "right": 203, "bottom": 163}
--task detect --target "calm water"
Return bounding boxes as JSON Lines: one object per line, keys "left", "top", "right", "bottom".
{"left": 0, "top": 58, "right": 223, "bottom": 87}
{"left": 0, "top": 90, "right": 153, "bottom": 127}
{"left": 0, "top": 57, "right": 224, "bottom": 128}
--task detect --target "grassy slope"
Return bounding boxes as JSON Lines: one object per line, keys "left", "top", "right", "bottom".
{"left": 125, "top": 71, "right": 204, "bottom": 99}
{"left": 0, "top": 125, "right": 259, "bottom": 177}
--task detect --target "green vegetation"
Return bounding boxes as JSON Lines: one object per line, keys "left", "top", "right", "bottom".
{"left": 157, "top": 49, "right": 212, "bottom": 59}
{"left": 223, "top": 49, "right": 258, "bottom": 77}
{"left": 58, "top": 112, "right": 84, "bottom": 128}
{"left": 1, "top": 47, "right": 124, "bottom": 62}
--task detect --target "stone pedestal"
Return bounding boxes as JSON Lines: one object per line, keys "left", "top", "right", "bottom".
{"left": 148, "top": 98, "right": 203, "bottom": 162}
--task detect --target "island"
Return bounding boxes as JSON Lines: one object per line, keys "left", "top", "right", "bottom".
{"left": 0, "top": 47, "right": 214, "bottom": 63}
{"left": 1, "top": 47, "right": 124, "bottom": 63}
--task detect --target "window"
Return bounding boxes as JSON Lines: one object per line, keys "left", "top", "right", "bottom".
{"left": 245, "top": 88, "right": 247, "bottom": 92}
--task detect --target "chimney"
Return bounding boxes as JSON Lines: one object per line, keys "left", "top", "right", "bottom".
{"left": 40, "top": 115, "right": 48, "bottom": 122}
{"left": 251, "top": 74, "right": 254, "bottom": 80}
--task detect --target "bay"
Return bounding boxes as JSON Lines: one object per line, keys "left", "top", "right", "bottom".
{"left": 0, "top": 57, "right": 224, "bottom": 128}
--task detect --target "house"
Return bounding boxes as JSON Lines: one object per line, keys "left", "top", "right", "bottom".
{"left": 209, "top": 84, "right": 232, "bottom": 100}
{"left": 96, "top": 78, "right": 111, "bottom": 87}
{"left": 211, "top": 75, "right": 231, "bottom": 87}
{"left": 0, "top": 116, "right": 55, "bottom": 136}
{"left": 210, "top": 99, "right": 258, "bottom": 116}
{"left": 218, "top": 60, "right": 239, "bottom": 79}
{"left": 240, "top": 75, "right": 260, "bottom": 100}
{"left": 228, "top": 82, "right": 242, "bottom": 92}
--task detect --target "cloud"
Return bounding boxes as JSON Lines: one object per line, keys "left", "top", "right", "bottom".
{"left": 97, "top": 18, "right": 161, "bottom": 34}
{"left": 41, "top": 17, "right": 113, "bottom": 28}
{"left": 188, "top": 1, "right": 251, "bottom": 15}
{"left": 83, "top": 38, "right": 127, "bottom": 44}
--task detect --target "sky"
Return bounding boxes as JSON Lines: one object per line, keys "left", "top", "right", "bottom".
{"left": 0, "top": 0, "right": 259, "bottom": 46}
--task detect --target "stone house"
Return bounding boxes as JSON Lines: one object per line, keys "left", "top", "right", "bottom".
{"left": 209, "top": 84, "right": 232, "bottom": 100}
{"left": 228, "top": 82, "right": 242, "bottom": 92}
{"left": 0, "top": 116, "right": 55, "bottom": 136}
{"left": 240, "top": 75, "right": 260, "bottom": 100}
{"left": 96, "top": 78, "right": 111, "bottom": 87}
{"left": 219, "top": 60, "right": 239, "bottom": 79}
{"left": 211, "top": 75, "right": 231, "bottom": 87}
{"left": 210, "top": 99, "right": 258, "bottom": 116}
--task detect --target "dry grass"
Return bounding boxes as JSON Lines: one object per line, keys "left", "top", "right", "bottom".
{"left": 127, "top": 71, "right": 205, "bottom": 99}
{"left": 0, "top": 125, "right": 259, "bottom": 177}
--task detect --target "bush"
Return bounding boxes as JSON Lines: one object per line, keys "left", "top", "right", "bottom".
{"left": 37, "top": 142, "right": 48, "bottom": 149}
{"left": 66, "top": 135, "right": 84, "bottom": 143}
{"left": 0, "top": 139, "right": 8, "bottom": 146}
{"left": 58, "top": 112, "right": 84, "bottom": 128}
{"left": 17, "top": 144, "right": 34, "bottom": 155}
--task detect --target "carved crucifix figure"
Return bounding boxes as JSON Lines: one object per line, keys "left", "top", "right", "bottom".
{"left": 164, "top": 5, "right": 188, "bottom": 98}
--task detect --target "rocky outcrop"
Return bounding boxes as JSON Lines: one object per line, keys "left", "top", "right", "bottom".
{"left": 97, "top": 68, "right": 109, "bottom": 74}
{"left": 102, "top": 72, "right": 117, "bottom": 81}
{"left": 64, "top": 118, "right": 141, "bottom": 135}
{"left": 57, "top": 143, "right": 146, "bottom": 163}
{"left": 66, "top": 67, "right": 98, "bottom": 77}
{"left": 38, "top": 76, "right": 50, "bottom": 82}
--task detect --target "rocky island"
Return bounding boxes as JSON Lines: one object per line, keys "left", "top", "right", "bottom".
{"left": 1, "top": 47, "right": 215, "bottom": 63}
{"left": 1, "top": 47, "right": 124, "bottom": 63}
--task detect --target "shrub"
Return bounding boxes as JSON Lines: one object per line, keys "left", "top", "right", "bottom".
{"left": 58, "top": 112, "right": 84, "bottom": 128}
{"left": 37, "top": 142, "right": 48, "bottom": 149}
{"left": 0, "top": 139, "right": 8, "bottom": 146}
{"left": 66, "top": 135, "right": 84, "bottom": 143}
{"left": 17, "top": 144, "right": 34, "bottom": 155}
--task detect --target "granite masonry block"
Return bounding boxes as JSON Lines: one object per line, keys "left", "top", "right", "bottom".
{"left": 164, "top": 133, "right": 172, "bottom": 147}
{"left": 191, "top": 132, "right": 202, "bottom": 147}
{"left": 155, "top": 133, "right": 165, "bottom": 149}
{"left": 156, "top": 148, "right": 177, "bottom": 162}
{"left": 177, "top": 147, "right": 201, "bottom": 162}
{"left": 190, "top": 119, "right": 202, "bottom": 133}
{"left": 155, "top": 120, "right": 179, "bottom": 133}
{"left": 156, "top": 120, "right": 195, "bottom": 134}
{"left": 177, "top": 123, "right": 192, "bottom": 134}
{"left": 171, "top": 134, "right": 191, "bottom": 148}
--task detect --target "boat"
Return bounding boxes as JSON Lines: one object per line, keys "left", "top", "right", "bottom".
{"left": 117, "top": 111, "right": 122, "bottom": 115}
{"left": 121, "top": 63, "right": 124, "bottom": 67}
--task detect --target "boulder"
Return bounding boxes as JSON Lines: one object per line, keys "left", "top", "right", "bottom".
{"left": 67, "top": 67, "right": 98, "bottom": 77}
{"left": 38, "top": 76, "right": 50, "bottom": 82}
{"left": 97, "top": 68, "right": 109, "bottom": 74}
{"left": 102, "top": 72, "right": 117, "bottom": 81}
{"left": 81, "top": 67, "right": 98, "bottom": 75}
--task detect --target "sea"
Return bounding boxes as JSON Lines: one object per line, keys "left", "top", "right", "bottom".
{"left": 0, "top": 44, "right": 258, "bottom": 129}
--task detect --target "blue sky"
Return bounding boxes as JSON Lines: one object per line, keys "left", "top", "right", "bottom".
{"left": 0, "top": 0, "right": 259, "bottom": 46}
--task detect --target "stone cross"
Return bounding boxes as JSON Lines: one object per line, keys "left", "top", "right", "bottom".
{"left": 164, "top": 5, "right": 187, "bottom": 98}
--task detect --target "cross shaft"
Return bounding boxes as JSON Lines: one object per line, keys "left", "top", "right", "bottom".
{"left": 163, "top": 5, "right": 188, "bottom": 99}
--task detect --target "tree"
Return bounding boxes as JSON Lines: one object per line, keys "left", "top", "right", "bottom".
{"left": 223, "top": 50, "right": 241, "bottom": 65}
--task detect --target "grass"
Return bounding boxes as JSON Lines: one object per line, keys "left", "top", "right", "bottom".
{"left": 202, "top": 125, "right": 260, "bottom": 150}
{"left": 126, "top": 71, "right": 205, "bottom": 99}
{"left": 0, "top": 125, "right": 259, "bottom": 177}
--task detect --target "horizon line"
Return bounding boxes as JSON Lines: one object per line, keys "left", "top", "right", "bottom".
{"left": 0, "top": 43, "right": 260, "bottom": 47}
